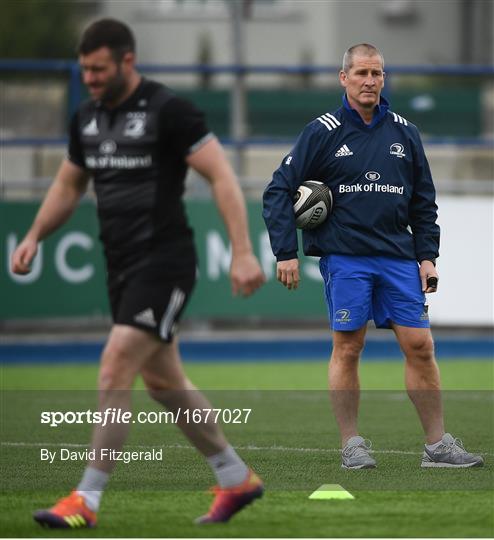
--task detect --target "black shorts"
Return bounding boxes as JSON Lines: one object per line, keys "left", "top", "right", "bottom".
{"left": 108, "top": 264, "right": 196, "bottom": 343}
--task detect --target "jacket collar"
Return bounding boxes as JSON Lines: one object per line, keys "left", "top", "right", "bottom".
{"left": 342, "top": 94, "right": 389, "bottom": 128}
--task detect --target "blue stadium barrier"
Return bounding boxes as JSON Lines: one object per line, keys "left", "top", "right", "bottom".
{"left": 2, "top": 136, "right": 492, "bottom": 148}
{"left": 2, "top": 59, "right": 493, "bottom": 75}
{"left": 0, "top": 337, "right": 492, "bottom": 364}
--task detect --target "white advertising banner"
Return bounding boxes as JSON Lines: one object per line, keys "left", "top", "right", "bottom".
{"left": 428, "top": 196, "right": 494, "bottom": 326}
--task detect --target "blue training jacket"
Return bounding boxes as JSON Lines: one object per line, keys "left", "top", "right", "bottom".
{"left": 262, "top": 96, "right": 440, "bottom": 263}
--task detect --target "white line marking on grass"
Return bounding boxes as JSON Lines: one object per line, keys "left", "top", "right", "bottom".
{"left": 2, "top": 441, "right": 492, "bottom": 456}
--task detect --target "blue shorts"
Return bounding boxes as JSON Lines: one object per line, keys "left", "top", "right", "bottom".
{"left": 319, "top": 255, "right": 430, "bottom": 331}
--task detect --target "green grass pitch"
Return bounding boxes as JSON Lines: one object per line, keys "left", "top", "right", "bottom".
{"left": 1, "top": 358, "right": 493, "bottom": 538}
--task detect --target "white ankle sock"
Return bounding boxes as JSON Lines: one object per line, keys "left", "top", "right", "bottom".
{"left": 426, "top": 440, "right": 442, "bottom": 451}
{"left": 76, "top": 466, "right": 110, "bottom": 512}
{"left": 206, "top": 445, "right": 249, "bottom": 488}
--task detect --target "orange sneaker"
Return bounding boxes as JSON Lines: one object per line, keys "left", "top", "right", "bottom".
{"left": 33, "top": 491, "right": 97, "bottom": 529}
{"left": 195, "top": 469, "right": 264, "bottom": 524}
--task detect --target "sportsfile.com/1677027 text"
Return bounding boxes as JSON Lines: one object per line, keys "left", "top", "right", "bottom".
{"left": 40, "top": 407, "right": 253, "bottom": 427}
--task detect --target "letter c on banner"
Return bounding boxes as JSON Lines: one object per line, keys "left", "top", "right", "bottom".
{"left": 55, "top": 232, "right": 94, "bottom": 283}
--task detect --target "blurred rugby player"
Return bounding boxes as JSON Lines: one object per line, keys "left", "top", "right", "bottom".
{"left": 12, "top": 18, "right": 264, "bottom": 528}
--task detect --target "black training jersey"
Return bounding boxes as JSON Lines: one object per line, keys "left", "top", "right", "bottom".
{"left": 68, "top": 78, "right": 212, "bottom": 275}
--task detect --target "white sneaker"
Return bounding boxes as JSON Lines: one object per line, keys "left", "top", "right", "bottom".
{"left": 341, "top": 436, "right": 377, "bottom": 469}
{"left": 421, "top": 433, "right": 484, "bottom": 468}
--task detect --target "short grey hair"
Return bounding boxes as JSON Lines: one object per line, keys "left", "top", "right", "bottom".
{"left": 342, "top": 43, "right": 384, "bottom": 73}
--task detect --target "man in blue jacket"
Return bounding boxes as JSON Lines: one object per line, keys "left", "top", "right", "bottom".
{"left": 263, "top": 43, "right": 483, "bottom": 469}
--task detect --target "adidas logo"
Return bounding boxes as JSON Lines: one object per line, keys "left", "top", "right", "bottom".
{"left": 335, "top": 144, "right": 353, "bottom": 157}
{"left": 134, "top": 308, "right": 157, "bottom": 327}
{"left": 82, "top": 118, "right": 99, "bottom": 136}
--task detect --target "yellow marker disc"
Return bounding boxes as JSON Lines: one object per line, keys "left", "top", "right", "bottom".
{"left": 309, "top": 484, "right": 354, "bottom": 500}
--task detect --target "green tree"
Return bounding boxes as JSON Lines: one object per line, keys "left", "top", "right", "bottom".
{"left": 0, "top": 0, "right": 90, "bottom": 58}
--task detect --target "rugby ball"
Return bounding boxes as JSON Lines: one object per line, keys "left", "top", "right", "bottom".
{"left": 293, "top": 180, "right": 332, "bottom": 230}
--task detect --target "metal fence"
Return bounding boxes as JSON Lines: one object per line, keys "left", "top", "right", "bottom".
{"left": 1, "top": 61, "right": 493, "bottom": 199}
{"left": 1, "top": 60, "right": 494, "bottom": 143}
